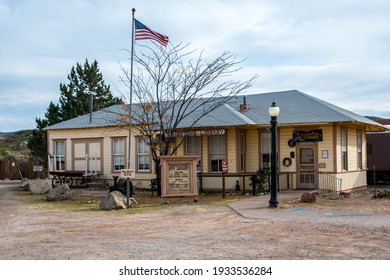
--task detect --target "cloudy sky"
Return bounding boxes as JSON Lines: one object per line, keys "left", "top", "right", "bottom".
{"left": 1, "top": 0, "right": 390, "bottom": 132}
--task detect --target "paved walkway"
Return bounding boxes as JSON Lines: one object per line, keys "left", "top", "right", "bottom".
{"left": 229, "top": 190, "right": 390, "bottom": 229}
{"left": 229, "top": 190, "right": 306, "bottom": 218}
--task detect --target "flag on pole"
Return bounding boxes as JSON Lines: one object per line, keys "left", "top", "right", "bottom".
{"left": 134, "top": 19, "right": 169, "bottom": 47}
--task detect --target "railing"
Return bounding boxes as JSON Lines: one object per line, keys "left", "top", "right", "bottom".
{"left": 197, "top": 170, "right": 342, "bottom": 197}
{"left": 197, "top": 172, "right": 255, "bottom": 194}
{"left": 317, "top": 170, "right": 342, "bottom": 196}
{"left": 85, "top": 154, "right": 98, "bottom": 176}
{"left": 280, "top": 170, "right": 342, "bottom": 195}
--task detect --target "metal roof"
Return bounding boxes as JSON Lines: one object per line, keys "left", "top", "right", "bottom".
{"left": 44, "top": 90, "right": 386, "bottom": 131}
{"left": 43, "top": 104, "right": 127, "bottom": 130}
{"left": 228, "top": 90, "right": 384, "bottom": 126}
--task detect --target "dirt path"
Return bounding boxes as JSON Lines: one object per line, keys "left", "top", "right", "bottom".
{"left": 1, "top": 185, "right": 390, "bottom": 260}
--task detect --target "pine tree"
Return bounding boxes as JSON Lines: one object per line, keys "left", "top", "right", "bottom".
{"left": 59, "top": 59, "right": 121, "bottom": 121}
{"left": 45, "top": 102, "right": 61, "bottom": 125}
{"left": 28, "top": 59, "right": 122, "bottom": 162}
{"left": 27, "top": 117, "right": 48, "bottom": 160}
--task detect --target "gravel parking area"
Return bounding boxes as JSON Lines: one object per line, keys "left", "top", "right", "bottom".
{"left": 1, "top": 183, "right": 389, "bottom": 260}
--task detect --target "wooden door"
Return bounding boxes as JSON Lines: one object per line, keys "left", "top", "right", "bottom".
{"left": 297, "top": 145, "right": 317, "bottom": 189}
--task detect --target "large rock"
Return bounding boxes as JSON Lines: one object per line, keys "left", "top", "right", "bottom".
{"left": 47, "top": 184, "right": 72, "bottom": 201}
{"left": 301, "top": 192, "right": 316, "bottom": 203}
{"left": 100, "top": 191, "right": 129, "bottom": 210}
{"left": 373, "top": 189, "right": 390, "bottom": 199}
{"left": 29, "top": 179, "right": 51, "bottom": 194}
{"left": 20, "top": 178, "right": 30, "bottom": 191}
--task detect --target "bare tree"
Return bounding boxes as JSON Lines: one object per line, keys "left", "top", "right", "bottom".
{"left": 120, "top": 42, "right": 257, "bottom": 195}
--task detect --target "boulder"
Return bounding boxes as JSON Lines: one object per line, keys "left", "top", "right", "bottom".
{"left": 100, "top": 191, "right": 129, "bottom": 210}
{"left": 20, "top": 178, "right": 30, "bottom": 191}
{"left": 373, "top": 189, "right": 390, "bottom": 199}
{"left": 29, "top": 179, "right": 51, "bottom": 194}
{"left": 301, "top": 192, "right": 316, "bottom": 203}
{"left": 47, "top": 184, "right": 72, "bottom": 201}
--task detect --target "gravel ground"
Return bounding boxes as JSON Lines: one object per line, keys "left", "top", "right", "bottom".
{"left": 262, "top": 207, "right": 390, "bottom": 228}
{"left": 1, "top": 183, "right": 390, "bottom": 260}
{"left": 230, "top": 190, "right": 390, "bottom": 229}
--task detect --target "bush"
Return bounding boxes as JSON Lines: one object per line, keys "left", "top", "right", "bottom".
{"left": 250, "top": 168, "right": 270, "bottom": 194}
{"left": 0, "top": 147, "right": 8, "bottom": 156}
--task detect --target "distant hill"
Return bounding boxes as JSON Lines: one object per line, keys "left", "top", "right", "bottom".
{"left": 365, "top": 116, "right": 385, "bottom": 121}
{"left": 0, "top": 131, "right": 19, "bottom": 138}
{"left": 0, "top": 130, "right": 32, "bottom": 158}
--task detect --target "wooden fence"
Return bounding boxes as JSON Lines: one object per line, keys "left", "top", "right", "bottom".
{"left": 0, "top": 156, "right": 48, "bottom": 180}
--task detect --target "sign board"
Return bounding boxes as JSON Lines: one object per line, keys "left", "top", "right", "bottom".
{"left": 120, "top": 169, "right": 136, "bottom": 179}
{"left": 293, "top": 129, "right": 323, "bottom": 143}
{"left": 167, "top": 162, "right": 191, "bottom": 192}
{"left": 160, "top": 156, "right": 199, "bottom": 198}
{"left": 222, "top": 160, "right": 228, "bottom": 173}
{"left": 33, "top": 165, "right": 43, "bottom": 172}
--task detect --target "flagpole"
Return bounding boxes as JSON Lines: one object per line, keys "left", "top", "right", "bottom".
{"left": 127, "top": 8, "right": 135, "bottom": 169}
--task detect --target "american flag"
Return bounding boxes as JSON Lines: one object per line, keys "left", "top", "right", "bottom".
{"left": 134, "top": 19, "right": 169, "bottom": 47}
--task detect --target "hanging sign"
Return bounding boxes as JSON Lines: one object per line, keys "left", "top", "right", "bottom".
{"left": 222, "top": 160, "right": 228, "bottom": 173}
{"left": 293, "top": 129, "right": 323, "bottom": 143}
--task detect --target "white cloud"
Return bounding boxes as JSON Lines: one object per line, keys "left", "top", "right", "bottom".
{"left": 0, "top": 56, "right": 76, "bottom": 78}
{"left": 1, "top": 0, "right": 390, "bottom": 131}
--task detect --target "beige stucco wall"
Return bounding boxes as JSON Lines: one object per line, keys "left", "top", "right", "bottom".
{"left": 201, "top": 136, "right": 208, "bottom": 173}
{"left": 278, "top": 124, "right": 367, "bottom": 190}
{"left": 200, "top": 176, "right": 251, "bottom": 192}
{"left": 337, "top": 170, "right": 367, "bottom": 191}
{"left": 279, "top": 127, "right": 295, "bottom": 173}
{"left": 47, "top": 126, "right": 144, "bottom": 183}
{"left": 227, "top": 128, "right": 236, "bottom": 173}
{"left": 46, "top": 121, "right": 369, "bottom": 191}
{"left": 245, "top": 129, "right": 259, "bottom": 172}
{"left": 316, "top": 126, "right": 335, "bottom": 173}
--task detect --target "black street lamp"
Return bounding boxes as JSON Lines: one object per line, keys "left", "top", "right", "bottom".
{"left": 268, "top": 100, "right": 280, "bottom": 208}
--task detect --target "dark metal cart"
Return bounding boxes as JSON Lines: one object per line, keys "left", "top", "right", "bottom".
{"left": 49, "top": 170, "right": 97, "bottom": 187}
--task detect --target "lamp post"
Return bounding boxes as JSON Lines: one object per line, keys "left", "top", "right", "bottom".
{"left": 268, "top": 100, "right": 280, "bottom": 208}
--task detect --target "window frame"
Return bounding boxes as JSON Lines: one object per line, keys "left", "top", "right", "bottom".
{"left": 185, "top": 136, "right": 201, "bottom": 155}
{"left": 53, "top": 140, "right": 66, "bottom": 171}
{"left": 112, "top": 137, "right": 126, "bottom": 172}
{"left": 260, "top": 132, "right": 271, "bottom": 169}
{"left": 209, "top": 134, "right": 227, "bottom": 173}
{"left": 136, "top": 137, "right": 151, "bottom": 172}
{"left": 341, "top": 128, "right": 348, "bottom": 171}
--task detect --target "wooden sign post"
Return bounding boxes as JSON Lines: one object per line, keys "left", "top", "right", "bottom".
{"left": 222, "top": 160, "right": 228, "bottom": 198}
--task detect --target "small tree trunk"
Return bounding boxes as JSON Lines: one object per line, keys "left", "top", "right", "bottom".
{"left": 154, "top": 157, "right": 162, "bottom": 196}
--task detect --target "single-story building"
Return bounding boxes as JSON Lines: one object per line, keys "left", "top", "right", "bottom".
{"left": 44, "top": 90, "right": 386, "bottom": 192}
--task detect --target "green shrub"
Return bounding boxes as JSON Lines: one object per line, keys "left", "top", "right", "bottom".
{"left": 249, "top": 168, "right": 270, "bottom": 193}
{"left": 0, "top": 147, "right": 8, "bottom": 156}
